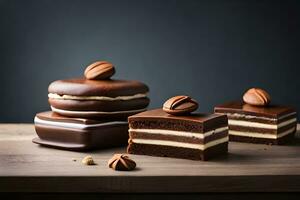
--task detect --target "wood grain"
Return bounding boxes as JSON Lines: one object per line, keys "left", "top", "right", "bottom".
{"left": 0, "top": 124, "right": 300, "bottom": 192}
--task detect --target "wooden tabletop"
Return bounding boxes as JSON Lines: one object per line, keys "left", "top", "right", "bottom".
{"left": 0, "top": 124, "right": 300, "bottom": 193}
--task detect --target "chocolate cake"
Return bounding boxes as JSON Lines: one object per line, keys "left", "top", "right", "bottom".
{"left": 127, "top": 96, "right": 229, "bottom": 160}
{"left": 33, "top": 111, "right": 129, "bottom": 150}
{"left": 48, "top": 61, "right": 149, "bottom": 119}
{"left": 33, "top": 60, "right": 149, "bottom": 150}
{"left": 214, "top": 88, "right": 297, "bottom": 144}
{"left": 48, "top": 78, "right": 149, "bottom": 119}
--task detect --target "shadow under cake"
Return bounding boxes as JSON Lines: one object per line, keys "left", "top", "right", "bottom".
{"left": 127, "top": 109, "right": 229, "bottom": 161}
{"left": 214, "top": 101, "right": 297, "bottom": 144}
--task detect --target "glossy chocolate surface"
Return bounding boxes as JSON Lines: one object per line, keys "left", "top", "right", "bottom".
{"left": 215, "top": 101, "right": 296, "bottom": 118}
{"left": 48, "top": 97, "right": 150, "bottom": 112}
{"left": 34, "top": 111, "right": 129, "bottom": 151}
{"left": 48, "top": 78, "right": 149, "bottom": 97}
{"left": 36, "top": 111, "right": 108, "bottom": 124}
{"left": 129, "top": 109, "right": 227, "bottom": 133}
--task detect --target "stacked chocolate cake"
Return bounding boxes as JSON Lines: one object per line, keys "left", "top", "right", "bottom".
{"left": 33, "top": 61, "right": 149, "bottom": 150}
{"left": 127, "top": 96, "right": 229, "bottom": 160}
{"left": 215, "top": 88, "right": 297, "bottom": 144}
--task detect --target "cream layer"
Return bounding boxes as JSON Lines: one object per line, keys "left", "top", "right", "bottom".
{"left": 34, "top": 116, "right": 128, "bottom": 130}
{"left": 229, "top": 127, "right": 296, "bottom": 139}
{"left": 129, "top": 126, "right": 228, "bottom": 139}
{"left": 222, "top": 112, "right": 297, "bottom": 122}
{"left": 51, "top": 106, "right": 146, "bottom": 115}
{"left": 48, "top": 93, "right": 147, "bottom": 101}
{"left": 228, "top": 118, "right": 297, "bottom": 129}
{"left": 131, "top": 136, "right": 228, "bottom": 150}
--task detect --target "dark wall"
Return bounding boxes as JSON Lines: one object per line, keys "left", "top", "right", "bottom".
{"left": 0, "top": 0, "right": 299, "bottom": 122}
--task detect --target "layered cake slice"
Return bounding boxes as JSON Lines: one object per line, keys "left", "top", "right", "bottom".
{"left": 127, "top": 96, "right": 228, "bottom": 160}
{"left": 214, "top": 88, "right": 297, "bottom": 144}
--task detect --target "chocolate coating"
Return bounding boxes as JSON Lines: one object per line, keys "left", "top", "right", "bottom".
{"left": 33, "top": 111, "right": 129, "bottom": 151}
{"left": 49, "top": 97, "right": 149, "bottom": 112}
{"left": 214, "top": 101, "right": 296, "bottom": 118}
{"left": 129, "top": 109, "right": 227, "bottom": 133}
{"left": 48, "top": 78, "right": 149, "bottom": 97}
{"left": 48, "top": 78, "right": 149, "bottom": 119}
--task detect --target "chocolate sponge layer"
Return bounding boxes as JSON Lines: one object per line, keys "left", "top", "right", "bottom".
{"left": 129, "top": 109, "right": 228, "bottom": 133}
{"left": 127, "top": 142, "right": 228, "bottom": 161}
{"left": 229, "top": 131, "right": 295, "bottom": 145}
{"left": 229, "top": 122, "right": 297, "bottom": 134}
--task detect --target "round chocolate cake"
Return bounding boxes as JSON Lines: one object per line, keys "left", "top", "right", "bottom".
{"left": 48, "top": 61, "right": 150, "bottom": 119}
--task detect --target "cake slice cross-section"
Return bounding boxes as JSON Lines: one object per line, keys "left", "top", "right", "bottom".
{"left": 214, "top": 101, "right": 297, "bottom": 144}
{"left": 127, "top": 109, "right": 228, "bottom": 160}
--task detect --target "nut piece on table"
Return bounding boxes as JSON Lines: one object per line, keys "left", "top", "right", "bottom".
{"left": 82, "top": 155, "right": 95, "bottom": 165}
{"left": 108, "top": 154, "right": 136, "bottom": 171}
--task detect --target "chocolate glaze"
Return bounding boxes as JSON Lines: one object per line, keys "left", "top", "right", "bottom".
{"left": 48, "top": 78, "right": 149, "bottom": 97}
{"left": 215, "top": 101, "right": 296, "bottom": 118}
{"left": 129, "top": 109, "right": 228, "bottom": 133}
{"left": 36, "top": 111, "right": 110, "bottom": 125}
{"left": 33, "top": 111, "right": 129, "bottom": 150}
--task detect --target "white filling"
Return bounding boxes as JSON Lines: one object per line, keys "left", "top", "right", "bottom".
{"left": 228, "top": 118, "right": 297, "bottom": 129}
{"left": 229, "top": 127, "right": 296, "bottom": 139}
{"left": 223, "top": 112, "right": 297, "bottom": 122}
{"left": 129, "top": 126, "right": 228, "bottom": 139}
{"left": 48, "top": 93, "right": 147, "bottom": 101}
{"left": 51, "top": 106, "right": 146, "bottom": 115}
{"left": 131, "top": 136, "right": 228, "bottom": 150}
{"left": 34, "top": 116, "right": 128, "bottom": 129}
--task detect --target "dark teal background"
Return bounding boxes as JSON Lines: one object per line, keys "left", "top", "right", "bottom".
{"left": 0, "top": 0, "right": 299, "bottom": 122}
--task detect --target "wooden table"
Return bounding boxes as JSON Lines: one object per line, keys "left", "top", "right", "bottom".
{"left": 0, "top": 124, "right": 300, "bottom": 193}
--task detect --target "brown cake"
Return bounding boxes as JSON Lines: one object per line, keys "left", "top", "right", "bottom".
{"left": 127, "top": 96, "right": 228, "bottom": 160}
{"left": 214, "top": 88, "right": 297, "bottom": 144}
{"left": 33, "top": 111, "right": 129, "bottom": 150}
{"left": 33, "top": 61, "right": 150, "bottom": 150}
{"left": 48, "top": 61, "right": 149, "bottom": 119}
